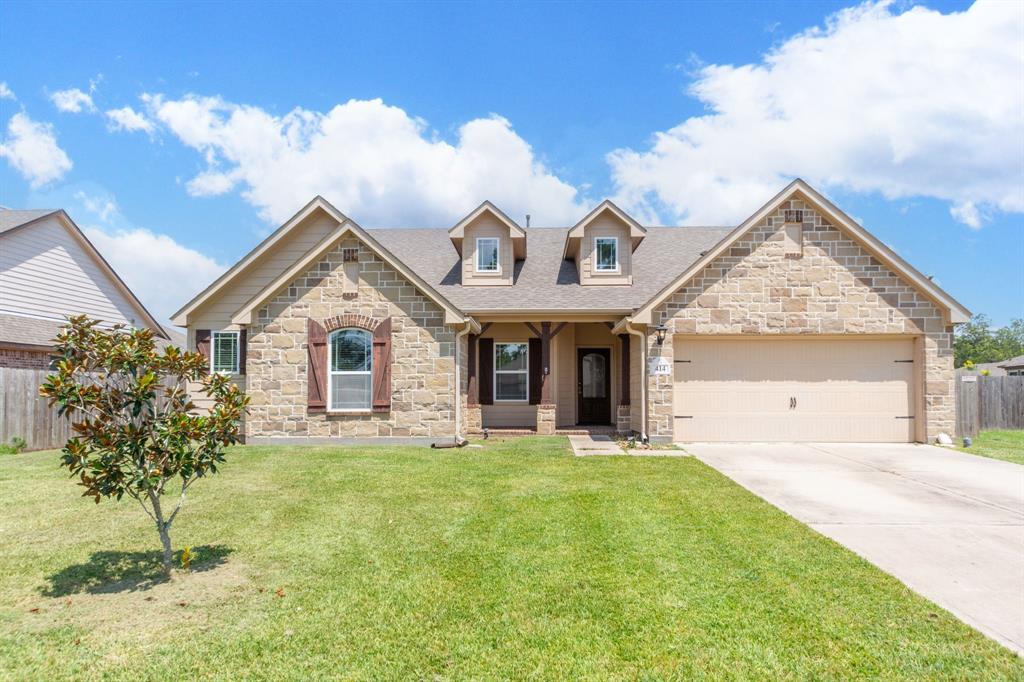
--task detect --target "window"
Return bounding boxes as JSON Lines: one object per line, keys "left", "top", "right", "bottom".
{"left": 494, "top": 342, "right": 528, "bottom": 401}
{"left": 329, "top": 328, "right": 373, "bottom": 410}
{"left": 211, "top": 331, "right": 239, "bottom": 374}
{"left": 594, "top": 237, "right": 618, "bottom": 272}
{"left": 476, "top": 237, "right": 499, "bottom": 272}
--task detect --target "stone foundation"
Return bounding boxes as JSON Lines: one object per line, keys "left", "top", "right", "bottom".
{"left": 536, "top": 404, "right": 556, "bottom": 435}
{"left": 464, "top": 405, "right": 482, "bottom": 434}
{"left": 616, "top": 404, "right": 632, "bottom": 434}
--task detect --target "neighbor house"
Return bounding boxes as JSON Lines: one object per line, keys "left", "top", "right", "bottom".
{"left": 0, "top": 208, "right": 174, "bottom": 368}
{"left": 172, "top": 180, "right": 969, "bottom": 445}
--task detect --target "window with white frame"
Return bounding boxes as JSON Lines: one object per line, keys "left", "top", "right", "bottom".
{"left": 211, "top": 331, "right": 239, "bottom": 374}
{"left": 476, "top": 237, "right": 499, "bottom": 272}
{"left": 594, "top": 237, "right": 618, "bottom": 271}
{"left": 329, "top": 328, "right": 373, "bottom": 410}
{"left": 494, "top": 342, "right": 528, "bottom": 401}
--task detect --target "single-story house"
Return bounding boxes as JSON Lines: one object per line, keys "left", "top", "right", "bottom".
{"left": 172, "top": 179, "right": 968, "bottom": 444}
{"left": 957, "top": 355, "right": 1024, "bottom": 378}
{"left": 0, "top": 208, "right": 176, "bottom": 369}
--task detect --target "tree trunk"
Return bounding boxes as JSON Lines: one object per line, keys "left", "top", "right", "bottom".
{"left": 148, "top": 491, "right": 174, "bottom": 575}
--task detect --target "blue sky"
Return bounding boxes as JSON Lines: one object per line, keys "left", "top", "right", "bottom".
{"left": 0, "top": 0, "right": 1021, "bottom": 327}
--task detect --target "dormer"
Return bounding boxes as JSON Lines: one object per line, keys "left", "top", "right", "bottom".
{"left": 449, "top": 201, "right": 526, "bottom": 286}
{"left": 563, "top": 200, "right": 646, "bottom": 286}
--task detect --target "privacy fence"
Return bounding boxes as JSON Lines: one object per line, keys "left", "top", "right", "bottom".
{"left": 955, "top": 375, "right": 1024, "bottom": 438}
{"left": 0, "top": 367, "right": 71, "bottom": 451}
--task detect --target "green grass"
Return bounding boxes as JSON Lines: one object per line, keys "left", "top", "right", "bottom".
{"left": 0, "top": 438, "right": 1019, "bottom": 680}
{"left": 958, "top": 430, "right": 1024, "bottom": 465}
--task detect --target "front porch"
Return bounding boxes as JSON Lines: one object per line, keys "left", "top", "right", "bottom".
{"left": 463, "top": 319, "right": 639, "bottom": 435}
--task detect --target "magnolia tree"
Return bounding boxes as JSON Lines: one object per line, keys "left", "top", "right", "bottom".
{"left": 40, "top": 316, "right": 248, "bottom": 575}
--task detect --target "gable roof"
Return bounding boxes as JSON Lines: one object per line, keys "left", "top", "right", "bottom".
{"left": 563, "top": 200, "right": 646, "bottom": 259}
{"left": 230, "top": 207, "right": 470, "bottom": 326}
{"left": 0, "top": 208, "right": 167, "bottom": 338}
{"left": 448, "top": 201, "right": 527, "bottom": 259}
{"left": 629, "top": 179, "right": 972, "bottom": 325}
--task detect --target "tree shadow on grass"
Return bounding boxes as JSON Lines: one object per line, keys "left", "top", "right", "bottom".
{"left": 41, "top": 544, "right": 233, "bottom": 597}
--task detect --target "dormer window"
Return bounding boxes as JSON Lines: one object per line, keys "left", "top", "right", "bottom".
{"left": 595, "top": 237, "right": 618, "bottom": 272}
{"left": 476, "top": 237, "right": 499, "bottom": 272}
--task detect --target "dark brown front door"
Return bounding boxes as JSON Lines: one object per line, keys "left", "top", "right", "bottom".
{"left": 577, "top": 348, "right": 611, "bottom": 425}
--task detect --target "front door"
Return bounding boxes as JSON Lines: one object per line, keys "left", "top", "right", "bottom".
{"left": 577, "top": 348, "right": 611, "bottom": 425}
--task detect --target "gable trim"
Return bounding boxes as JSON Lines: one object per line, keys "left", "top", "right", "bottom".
{"left": 230, "top": 216, "right": 468, "bottom": 326}
{"left": 563, "top": 200, "right": 646, "bottom": 260}
{"left": 630, "top": 179, "right": 971, "bottom": 325}
{"left": 171, "top": 196, "right": 344, "bottom": 326}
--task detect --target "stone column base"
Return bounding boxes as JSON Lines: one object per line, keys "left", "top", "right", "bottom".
{"left": 536, "top": 404, "right": 556, "bottom": 435}
{"left": 465, "top": 405, "right": 482, "bottom": 434}
{"left": 616, "top": 404, "right": 632, "bottom": 434}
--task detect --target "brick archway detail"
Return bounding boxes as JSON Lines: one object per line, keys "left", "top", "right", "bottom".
{"left": 323, "top": 314, "right": 383, "bottom": 333}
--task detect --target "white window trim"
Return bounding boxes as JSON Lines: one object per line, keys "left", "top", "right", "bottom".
{"left": 494, "top": 341, "right": 529, "bottom": 403}
{"left": 476, "top": 237, "right": 500, "bottom": 273}
{"left": 327, "top": 328, "right": 373, "bottom": 412}
{"left": 594, "top": 237, "right": 619, "bottom": 272}
{"left": 211, "top": 330, "right": 240, "bottom": 375}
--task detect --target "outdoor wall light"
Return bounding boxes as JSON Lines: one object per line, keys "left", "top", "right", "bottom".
{"left": 654, "top": 325, "right": 668, "bottom": 346}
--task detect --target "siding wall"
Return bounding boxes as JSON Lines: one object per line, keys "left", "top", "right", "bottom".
{"left": 0, "top": 215, "right": 141, "bottom": 326}
{"left": 461, "top": 215, "right": 514, "bottom": 286}
{"left": 479, "top": 322, "right": 535, "bottom": 428}
{"left": 579, "top": 212, "right": 632, "bottom": 286}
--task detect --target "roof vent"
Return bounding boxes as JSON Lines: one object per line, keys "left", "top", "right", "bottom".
{"left": 784, "top": 209, "right": 803, "bottom": 223}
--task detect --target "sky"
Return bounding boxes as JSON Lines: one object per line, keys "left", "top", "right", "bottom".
{"left": 0, "top": 0, "right": 1021, "bottom": 328}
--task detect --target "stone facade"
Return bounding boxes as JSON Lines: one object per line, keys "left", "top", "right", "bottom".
{"left": 616, "top": 404, "right": 632, "bottom": 434}
{"left": 646, "top": 199, "right": 955, "bottom": 442}
{"left": 536, "top": 404, "right": 556, "bottom": 435}
{"left": 246, "top": 238, "right": 457, "bottom": 439}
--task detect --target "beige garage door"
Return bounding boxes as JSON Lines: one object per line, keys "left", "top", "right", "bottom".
{"left": 672, "top": 337, "right": 915, "bottom": 442}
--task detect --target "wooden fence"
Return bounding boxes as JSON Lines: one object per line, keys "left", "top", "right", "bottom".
{"left": 956, "top": 375, "right": 1024, "bottom": 438}
{"left": 0, "top": 367, "right": 72, "bottom": 451}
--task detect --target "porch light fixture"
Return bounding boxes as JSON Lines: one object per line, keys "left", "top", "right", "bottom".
{"left": 654, "top": 325, "right": 668, "bottom": 346}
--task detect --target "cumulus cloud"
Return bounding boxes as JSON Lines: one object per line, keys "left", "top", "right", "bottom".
{"left": 105, "top": 106, "right": 155, "bottom": 134}
{"left": 142, "top": 94, "right": 586, "bottom": 226}
{"left": 51, "top": 87, "right": 96, "bottom": 113}
{"left": 608, "top": 0, "right": 1024, "bottom": 228}
{"left": 70, "top": 191, "right": 226, "bottom": 324}
{"left": 0, "top": 82, "right": 15, "bottom": 101}
{"left": 0, "top": 112, "right": 73, "bottom": 187}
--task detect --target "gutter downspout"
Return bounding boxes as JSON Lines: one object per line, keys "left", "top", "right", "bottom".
{"left": 453, "top": 319, "right": 475, "bottom": 444}
{"left": 624, "top": 319, "right": 649, "bottom": 443}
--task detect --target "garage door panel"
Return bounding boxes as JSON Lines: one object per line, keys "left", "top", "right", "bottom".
{"left": 672, "top": 338, "right": 914, "bottom": 442}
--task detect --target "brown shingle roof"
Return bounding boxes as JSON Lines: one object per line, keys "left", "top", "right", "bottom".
{"left": 368, "top": 225, "right": 732, "bottom": 312}
{"left": 0, "top": 209, "right": 57, "bottom": 234}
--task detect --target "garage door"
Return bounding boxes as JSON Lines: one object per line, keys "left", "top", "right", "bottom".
{"left": 672, "top": 337, "right": 915, "bottom": 442}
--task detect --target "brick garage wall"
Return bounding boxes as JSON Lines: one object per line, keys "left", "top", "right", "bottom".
{"left": 647, "top": 199, "right": 955, "bottom": 442}
{"left": 0, "top": 347, "right": 50, "bottom": 369}
{"left": 247, "top": 238, "right": 456, "bottom": 439}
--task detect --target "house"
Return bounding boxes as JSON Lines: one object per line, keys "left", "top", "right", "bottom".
{"left": 172, "top": 180, "right": 969, "bottom": 445}
{"left": 0, "top": 208, "right": 174, "bottom": 368}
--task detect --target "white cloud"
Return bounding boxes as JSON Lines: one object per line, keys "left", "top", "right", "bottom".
{"left": 51, "top": 88, "right": 96, "bottom": 113}
{"left": 0, "top": 82, "right": 15, "bottom": 101}
{"left": 143, "top": 94, "right": 586, "bottom": 226}
{"left": 73, "top": 190, "right": 118, "bottom": 222}
{"left": 0, "top": 112, "right": 73, "bottom": 187}
{"left": 608, "top": 0, "right": 1024, "bottom": 228}
{"left": 84, "top": 226, "right": 227, "bottom": 326}
{"left": 105, "top": 106, "right": 155, "bottom": 134}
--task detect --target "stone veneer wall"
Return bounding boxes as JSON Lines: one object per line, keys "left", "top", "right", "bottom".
{"left": 646, "top": 199, "right": 955, "bottom": 442}
{"left": 246, "top": 238, "right": 457, "bottom": 439}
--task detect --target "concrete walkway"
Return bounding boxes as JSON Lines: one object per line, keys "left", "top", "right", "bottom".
{"left": 568, "top": 434, "right": 624, "bottom": 456}
{"left": 687, "top": 442, "right": 1024, "bottom": 654}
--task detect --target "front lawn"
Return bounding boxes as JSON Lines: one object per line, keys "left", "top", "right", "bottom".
{"left": 958, "top": 429, "right": 1024, "bottom": 465}
{"left": 0, "top": 438, "right": 1018, "bottom": 680}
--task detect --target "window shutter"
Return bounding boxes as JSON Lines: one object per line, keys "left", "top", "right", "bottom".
{"left": 238, "top": 329, "right": 248, "bottom": 375}
{"left": 372, "top": 318, "right": 392, "bottom": 412}
{"left": 528, "top": 338, "right": 542, "bottom": 404}
{"left": 307, "top": 318, "right": 327, "bottom": 412}
{"left": 195, "top": 329, "right": 211, "bottom": 362}
{"left": 478, "top": 337, "right": 494, "bottom": 405}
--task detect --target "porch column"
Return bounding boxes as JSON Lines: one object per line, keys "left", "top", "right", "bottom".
{"left": 617, "top": 333, "right": 632, "bottom": 433}
{"left": 464, "top": 333, "right": 482, "bottom": 433}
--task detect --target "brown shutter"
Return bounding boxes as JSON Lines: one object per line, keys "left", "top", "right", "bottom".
{"left": 195, "top": 329, "right": 211, "bottom": 362}
{"left": 372, "top": 318, "right": 392, "bottom": 412}
{"left": 478, "top": 337, "right": 494, "bottom": 405}
{"left": 528, "top": 337, "right": 542, "bottom": 405}
{"left": 307, "top": 319, "right": 327, "bottom": 412}
{"left": 238, "top": 329, "right": 248, "bottom": 375}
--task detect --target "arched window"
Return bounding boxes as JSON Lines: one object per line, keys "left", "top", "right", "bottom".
{"left": 328, "top": 328, "right": 372, "bottom": 410}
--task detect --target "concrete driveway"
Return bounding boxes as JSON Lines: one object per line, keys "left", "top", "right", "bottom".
{"left": 686, "top": 442, "right": 1024, "bottom": 654}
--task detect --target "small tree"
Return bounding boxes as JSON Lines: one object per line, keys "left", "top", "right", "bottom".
{"left": 40, "top": 316, "right": 248, "bottom": 575}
